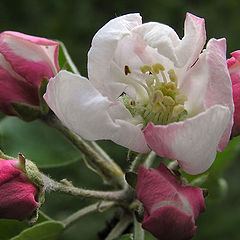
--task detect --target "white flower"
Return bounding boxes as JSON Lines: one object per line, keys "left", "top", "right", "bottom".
{"left": 44, "top": 13, "right": 233, "bottom": 174}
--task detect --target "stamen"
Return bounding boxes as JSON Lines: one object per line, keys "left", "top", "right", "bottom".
{"left": 162, "top": 96, "right": 175, "bottom": 106}
{"left": 140, "top": 65, "right": 152, "bottom": 74}
{"left": 146, "top": 75, "right": 154, "bottom": 87}
{"left": 152, "top": 63, "right": 165, "bottom": 74}
{"left": 119, "top": 62, "right": 188, "bottom": 127}
{"left": 160, "top": 71, "right": 168, "bottom": 84}
{"left": 152, "top": 90, "right": 164, "bottom": 104}
{"left": 168, "top": 69, "right": 178, "bottom": 85}
{"left": 175, "top": 94, "right": 188, "bottom": 104}
{"left": 124, "top": 65, "right": 131, "bottom": 75}
{"left": 172, "top": 105, "right": 185, "bottom": 117}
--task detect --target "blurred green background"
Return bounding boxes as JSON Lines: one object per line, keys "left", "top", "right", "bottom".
{"left": 0, "top": 0, "right": 240, "bottom": 239}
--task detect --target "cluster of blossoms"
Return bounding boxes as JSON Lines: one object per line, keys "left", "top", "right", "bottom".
{"left": 0, "top": 12, "right": 239, "bottom": 240}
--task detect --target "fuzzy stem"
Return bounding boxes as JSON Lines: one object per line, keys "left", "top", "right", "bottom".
{"left": 105, "top": 214, "right": 133, "bottom": 240}
{"left": 41, "top": 113, "right": 125, "bottom": 189}
{"left": 62, "top": 201, "right": 115, "bottom": 228}
{"left": 130, "top": 154, "right": 146, "bottom": 173}
{"left": 133, "top": 214, "right": 144, "bottom": 240}
{"left": 42, "top": 173, "right": 129, "bottom": 202}
{"left": 0, "top": 150, "right": 14, "bottom": 160}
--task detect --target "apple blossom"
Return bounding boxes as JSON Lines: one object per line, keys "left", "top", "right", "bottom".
{"left": 0, "top": 31, "right": 59, "bottom": 116}
{"left": 44, "top": 13, "right": 233, "bottom": 174}
{"left": 227, "top": 50, "right": 240, "bottom": 137}
{"left": 136, "top": 163, "right": 206, "bottom": 240}
{"left": 0, "top": 158, "right": 38, "bottom": 221}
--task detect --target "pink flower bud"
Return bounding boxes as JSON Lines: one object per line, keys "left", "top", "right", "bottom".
{"left": 0, "top": 31, "right": 59, "bottom": 115}
{"left": 136, "top": 163, "right": 206, "bottom": 240}
{"left": 0, "top": 158, "right": 38, "bottom": 221}
{"left": 227, "top": 50, "right": 240, "bottom": 137}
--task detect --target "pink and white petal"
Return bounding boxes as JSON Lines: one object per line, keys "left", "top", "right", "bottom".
{"left": 44, "top": 70, "right": 149, "bottom": 153}
{"left": 143, "top": 105, "right": 230, "bottom": 175}
{"left": 178, "top": 13, "right": 206, "bottom": 69}
{"left": 142, "top": 206, "right": 196, "bottom": 240}
{"left": 0, "top": 32, "right": 59, "bottom": 87}
{"left": 0, "top": 54, "right": 39, "bottom": 115}
{"left": 88, "top": 13, "right": 142, "bottom": 99}
{"left": 231, "top": 50, "right": 240, "bottom": 62}
{"left": 227, "top": 56, "right": 236, "bottom": 69}
{"left": 1, "top": 31, "right": 59, "bottom": 74}
{"left": 133, "top": 13, "right": 205, "bottom": 69}
{"left": 229, "top": 72, "right": 240, "bottom": 85}
{"left": 204, "top": 38, "right": 234, "bottom": 150}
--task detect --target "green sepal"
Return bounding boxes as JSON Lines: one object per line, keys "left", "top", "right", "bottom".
{"left": 125, "top": 171, "right": 138, "bottom": 189}
{"left": 18, "top": 154, "right": 45, "bottom": 225}
{"left": 38, "top": 78, "right": 49, "bottom": 115}
{"left": 58, "top": 41, "right": 80, "bottom": 74}
{"left": 11, "top": 102, "right": 42, "bottom": 122}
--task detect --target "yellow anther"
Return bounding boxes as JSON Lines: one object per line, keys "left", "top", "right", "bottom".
{"left": 152, "top": 103, "right": 163, "bottom": 113}
{"left": 175, "top": 94, "right": 188, "bottom": 104}
{"left": 162, "top": 96, "right": 175, "bottom": 106}
{"left": 166, "top": 82, "right": 176, "bottom": 90}
{"left": 152, "top": 63, "right": 165, "bottom": 74}
{"left": 172, "top": 104, "right": 185, "bottom": 117}
{"left": 152, "top": 90, "right": 164, "bottom": 104}
{"left": 124, "top": 65, "right": 131, "bottom": 75}
{"left": 146, "top": 75, "right": 154, "bottom": 87}
{"left": 168, "top": 69, "right": 178, "bottom": 83}
{"left": 140, "top": 65, "right": 152, "bottom": 74}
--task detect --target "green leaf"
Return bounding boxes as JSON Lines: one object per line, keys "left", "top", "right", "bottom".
{"left": 125, "top": 171, "right": 138, "bottom": 189}
{"left": 114, "top": 234, "right": 134, "bottom": 240}
{"left": 0, "top": 220, "right": 28, "bottom": 240}
{"left": 0, "top": 212, "right": 51, "bottom": 240}
{"left": 0, "top": 117, "right": 81, "bottom": 168}
{"left": 10, "top": 221, "right": 64, "bottom": 240}
{"left": 58, "top": 41, "right": 80, "bottom": 74}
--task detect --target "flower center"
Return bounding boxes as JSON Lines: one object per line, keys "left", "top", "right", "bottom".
{"left": 119, "top": 63, "right": 188, "bottom": 127}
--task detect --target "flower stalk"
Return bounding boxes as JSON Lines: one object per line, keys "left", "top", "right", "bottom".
{"left": 133, "top": 214, "right": 144, "bottom": 240}
{"left": 41, "top": 112, "right": 125, "bottom": 189}
{"left": 105, "top": 214, "right": 133, "bottom": 240}
{"left": 41, "top": 173, "right": 128, "bottom": 202}
{"left": 62, "top": 201, "right": 115, "bottom": 228}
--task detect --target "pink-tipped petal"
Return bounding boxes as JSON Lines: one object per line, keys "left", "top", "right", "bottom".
{"left": 133, "top": 12, "right": 206, "bottom": 69}
{"left": 143, "top": 105, "right": 230, "bottom": 174}
{"left": 0, "top": 52, "right": 40, "bottom": 115}
{"left": 0, "top": 31, "right": 59, "bottom": 87}
{"left": 231, "top": 82, "right": 240, "bottom": 137}
{"left": 142, "top": 206, "right": 196, "bottom": 240}
{"left": 204, "top": 38, "right": 234, "bottom": 150}
{"left": 136, "top": 163, "right": 205, "bottom": 240}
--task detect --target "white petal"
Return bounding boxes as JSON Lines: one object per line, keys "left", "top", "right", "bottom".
{"left": 143, "top": 105, "right": 230, "bottom": 174}
{"left": 133, "top": 13, "right": 206, "bottom": 69}
{"left": 88, "top": 13, "right": 142, "bottom": 99}
{"left": 180, "top": 50, "right": 208, "bottom": 117}
{"left": 44, "top": 70, "right": 149, "bottom": 153}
